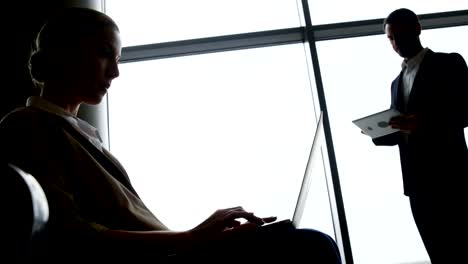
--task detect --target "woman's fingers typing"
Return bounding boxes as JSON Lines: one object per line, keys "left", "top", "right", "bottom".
{"left": 190, "top": 206, "right": 277, "bottom": 240}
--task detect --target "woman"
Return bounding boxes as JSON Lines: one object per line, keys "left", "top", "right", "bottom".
{"left": 0, "top": 7, "right": 341, "bottom": 263}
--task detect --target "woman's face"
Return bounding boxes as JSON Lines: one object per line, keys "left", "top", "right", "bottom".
{"left": 62, "top": 26, "right": 122, "bottom": 105}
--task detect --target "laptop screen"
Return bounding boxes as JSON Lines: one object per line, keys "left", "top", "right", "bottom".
{"left": 291, "top": 111, "right": 324, "bottom": 227}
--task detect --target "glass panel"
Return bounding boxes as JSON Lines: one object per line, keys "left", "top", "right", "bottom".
{"left": 107, "top": 44, "right": 334, "bottom": 236}
{"left": 105, "top": 1, "right": 303, "bottom": 46}
{"left": 316, "top": 25, "right": 468, "bottom": 264}
{"left": 308, "top": 0, "right": 467, "bottom": 25}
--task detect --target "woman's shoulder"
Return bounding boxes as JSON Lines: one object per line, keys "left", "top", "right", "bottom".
{"left": 2, "top": 106, "right": 59, "bottom": 125}
{"left": 0, "top": 106, "right": 65, "bottom": 137}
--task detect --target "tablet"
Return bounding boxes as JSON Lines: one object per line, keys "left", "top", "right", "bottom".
{"left": 352, "top": 108, "right": 401, "bottom": 139}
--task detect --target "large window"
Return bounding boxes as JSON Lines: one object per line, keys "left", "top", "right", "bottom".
{"left": 107, "top": 44, "right": 333, "bottom": 233}
{"left": 105, "top": 2, "right": 468, "bottom": 263}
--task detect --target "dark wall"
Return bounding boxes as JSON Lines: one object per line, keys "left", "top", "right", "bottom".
{"left": 1, "top": 1, "right": 70, "bottom": 119}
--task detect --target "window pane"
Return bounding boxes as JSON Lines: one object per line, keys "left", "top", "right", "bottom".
{"left": 316, "top": 25, "right": 468, "bottom": 264}
{"left": 308, "top": 0, "right": 467, "bottom": 25}
{"left": 108, "top": 44, "right": 333, "bottom": 235}
{"left": 106, "top": 1, "right": 303, "bottom": 46}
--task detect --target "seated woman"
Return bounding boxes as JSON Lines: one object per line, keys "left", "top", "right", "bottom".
{"left": 0, "top": 7, "right": 341, "bottom": 263}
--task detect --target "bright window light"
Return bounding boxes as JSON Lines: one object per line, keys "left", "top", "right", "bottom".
{"left": 105, "top": 2, "right": 468, "bottom": 263}
{"left": 308, "top": 0, "right": 467, "bottom": 25}
{"left": 107, "top": 44, "right": 330, "bottom": 232}
{"left": 106, "top": 0, "right": 303, "bottom": 46}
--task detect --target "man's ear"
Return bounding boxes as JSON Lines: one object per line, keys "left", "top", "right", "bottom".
{"left": 415, "top": 22, "right": 422, "bottom": 36}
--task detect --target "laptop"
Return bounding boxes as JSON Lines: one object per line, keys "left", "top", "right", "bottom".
{"left": 260, "top": 111, "right": 324, "bottom": 230}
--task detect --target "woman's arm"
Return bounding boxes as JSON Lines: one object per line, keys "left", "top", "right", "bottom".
{"left": 101, "top": 206, "right": 276, "bottom": 254}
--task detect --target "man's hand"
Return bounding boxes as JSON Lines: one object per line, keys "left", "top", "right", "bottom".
{"left": 389, "top": 114, "right": 420, "bottom": 134}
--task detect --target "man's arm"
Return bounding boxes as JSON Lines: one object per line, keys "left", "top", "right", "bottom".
{"left": 449, "top": 53, "right": 468, "bottom": 128}
{"left": 372, "top": 131, "right": 400, "bottom": 146}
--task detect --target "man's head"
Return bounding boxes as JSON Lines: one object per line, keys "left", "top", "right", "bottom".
{"left": 384, "top": 8, "right": 423, "bottom": 59}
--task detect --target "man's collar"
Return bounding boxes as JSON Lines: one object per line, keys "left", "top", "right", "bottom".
{"left": 401, "top": 47, "right": 429, "bottom": 70}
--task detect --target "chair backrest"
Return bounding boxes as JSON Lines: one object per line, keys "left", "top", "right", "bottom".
{"left": 1, "top": 163, "right": 49, "bottom": 258}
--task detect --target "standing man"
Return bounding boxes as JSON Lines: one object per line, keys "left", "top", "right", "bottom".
{"left": 374, "top": 8, "right": 468, "bottom": 263}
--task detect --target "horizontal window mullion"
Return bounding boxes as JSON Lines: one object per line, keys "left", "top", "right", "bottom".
{"left": 120, "top": 27, "right": 305, "bottom": 63}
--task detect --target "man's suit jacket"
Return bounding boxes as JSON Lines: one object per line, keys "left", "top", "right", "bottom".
{"left": 373, "top": 49, "right": 468, "bottom": 196}
{"left": 0, "top": 107, "right": 168, "bottom": 243}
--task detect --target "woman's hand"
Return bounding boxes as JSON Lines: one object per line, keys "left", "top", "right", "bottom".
{"left": 189, "top": 206, "right": 276, "bottom": 241}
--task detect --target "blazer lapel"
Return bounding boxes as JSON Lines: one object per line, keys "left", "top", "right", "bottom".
{"left": 406, "top": 50, "right": 434, "bottom": 113}
{"left": 392, "top": 71, "right": 405, "bottom": 112}
{"left": 59, "top": 118, "right": 140, "bottom": 197}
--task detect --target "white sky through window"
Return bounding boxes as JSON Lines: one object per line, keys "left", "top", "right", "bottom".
{"left": 106, "top": 2, "right": 468, "bottom": 263}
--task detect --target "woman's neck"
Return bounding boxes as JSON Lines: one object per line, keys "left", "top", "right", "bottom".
{"left": 40, "top": 90, "right": 80, "bottom": 116}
